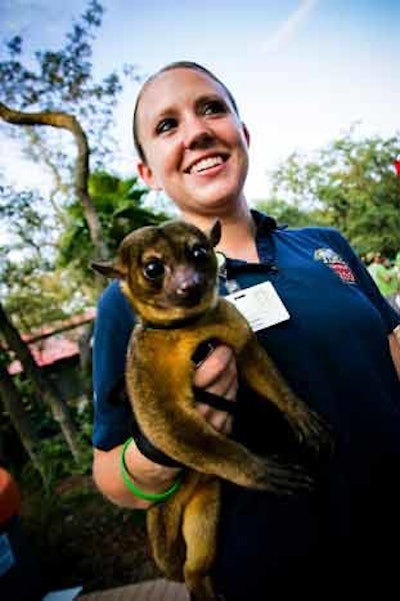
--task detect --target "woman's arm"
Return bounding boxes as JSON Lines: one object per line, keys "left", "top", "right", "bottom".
{"left": 92, "top": 442, "right": 181, "bottom": 510}
{"left": 92, "top": 344, "right": 238, "bottom": 509}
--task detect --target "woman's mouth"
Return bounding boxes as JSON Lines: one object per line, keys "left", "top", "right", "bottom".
{"left": 185, "top": 154, "right": 228, "bottom": 174}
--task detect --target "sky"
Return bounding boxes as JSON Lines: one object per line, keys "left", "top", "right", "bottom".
{"left": 0, "top": 0, "right": 399, "bottom": 202}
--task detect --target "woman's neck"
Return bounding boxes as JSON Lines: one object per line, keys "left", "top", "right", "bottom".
{"left": 216, "top": 210, "right": 259, "bottom": 263}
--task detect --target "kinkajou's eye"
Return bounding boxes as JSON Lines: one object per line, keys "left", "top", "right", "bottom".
{"left": 189, "top": 244, "right": 209, "bottom": 261}
{"left": 143, "top": 259, "right": 165, "bottom": 280}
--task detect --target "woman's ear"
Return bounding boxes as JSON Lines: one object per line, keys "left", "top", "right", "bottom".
{"left": 137, "top": 161, "right": 162, "bottom": 191}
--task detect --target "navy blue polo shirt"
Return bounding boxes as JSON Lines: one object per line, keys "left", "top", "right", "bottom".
{"left": 92, "top": 211, "right": 400, "bottom": 599}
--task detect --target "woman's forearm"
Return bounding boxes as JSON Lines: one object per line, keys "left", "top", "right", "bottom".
{"left": 92, "top": 441, "right": 182, "bottom": 510}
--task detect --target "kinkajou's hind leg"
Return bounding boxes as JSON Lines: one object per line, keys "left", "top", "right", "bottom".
{"left": 147, "top": 493, "right": 186, "bottom": 581}
{"left": 181, "top": 477, "right": 220, "bottom": 601}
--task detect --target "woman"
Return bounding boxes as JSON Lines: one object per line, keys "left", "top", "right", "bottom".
{"left": 92, "top": 62, "right": 400, "bottom": 600}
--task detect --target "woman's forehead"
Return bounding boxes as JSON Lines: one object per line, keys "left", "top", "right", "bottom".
{"left": 137, "top": 68, "right": 230, "bottom": 117}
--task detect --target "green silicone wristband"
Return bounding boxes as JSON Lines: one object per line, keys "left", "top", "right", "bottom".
{"left": 120, "top": 437, "right": 183, "bottom": 503}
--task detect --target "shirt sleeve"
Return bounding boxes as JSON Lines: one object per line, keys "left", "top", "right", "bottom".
{"left": 91, "top": 280, "right": 136, "bottom": 450}
{"left": 324, "top": 228, "right": 400, "bottom": 334}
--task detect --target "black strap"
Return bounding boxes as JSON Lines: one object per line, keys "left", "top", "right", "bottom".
{"left": 194, "top": 387, "right": 236, "bottom": 415}
{"left": 131, "top": 418, "right": 183, "bottom": 468}
{"left": 191, "top": 338, "right": 219, "bottom": 367}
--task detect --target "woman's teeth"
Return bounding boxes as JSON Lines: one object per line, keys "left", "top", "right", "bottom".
{"left": 190, "top": 156, "right": 224, "bottom": 174}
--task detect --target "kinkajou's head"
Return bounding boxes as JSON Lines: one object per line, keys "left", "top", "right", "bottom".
{"left": 92, "top": 220, "right": 221, "bottom": 326}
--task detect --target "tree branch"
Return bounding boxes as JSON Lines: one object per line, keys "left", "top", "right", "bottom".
{"left": 0, "top": 101, "right": 109, "bottom": 259}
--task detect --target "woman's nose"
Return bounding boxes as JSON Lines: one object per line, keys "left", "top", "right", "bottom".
{"left": 182, "top": 115, "right": 215, "bottom": 150}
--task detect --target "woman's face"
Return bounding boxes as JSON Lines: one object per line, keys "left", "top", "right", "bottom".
{"left": 135, "top": 67, "right": 250, "bottom": 219}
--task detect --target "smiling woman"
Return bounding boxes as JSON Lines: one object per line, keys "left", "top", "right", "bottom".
{"left": 91, "top": 61, "right": 400, "bottom": 601}
{"left": 132, "top": 62, "right": 240, "bottom": 162}
{"left": 132, "top": 62, "right": 250, "bottom": 229}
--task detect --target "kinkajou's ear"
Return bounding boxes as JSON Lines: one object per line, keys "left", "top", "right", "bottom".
{"left": 209, "top": 220, "right": 222, "bottom": 248}
{"left": 91, "top": 260, "right": 127, "bottom": 279}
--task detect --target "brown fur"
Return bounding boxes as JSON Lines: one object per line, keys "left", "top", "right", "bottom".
{"left": 92, "top": 220, "right": 328, "bottom": 601}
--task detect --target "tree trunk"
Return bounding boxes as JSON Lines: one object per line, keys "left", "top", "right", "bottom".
{"left": 0, "top": 101, "right": 109, "bottom": 260}
{"left": 0, "top": 303, "right": 82, "bottom": 462}
{"left": 0, "top": 359, "right": 47, "bottom": 483}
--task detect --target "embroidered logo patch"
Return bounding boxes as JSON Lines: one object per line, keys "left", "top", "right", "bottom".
{"left": 314, "top": 248, "right": 356, "bottom": 284}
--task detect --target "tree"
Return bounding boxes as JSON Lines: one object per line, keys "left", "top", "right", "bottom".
{"left": 0, "top": 303, "right": 81, "bottom": 462}
{"left": 254, "top": 198, "right": 328, "bottom": 229}
{"left": 270, "top": 128, "right": 400, "bottom": 256}
{"left": 0, "top": 3, "right": 167, "bottom": 475}
{"left": 0, "top": 355, "right": 47, "bottom": 482}
{"left": 1, "top": 171, "right": 168, "bottom": 337}
{"left": 0, "top": 101, "right": 109, "bottom": 259}
{"left": 0, "top": 184, "right": 86, "bottom": 331}
{"left": 0, "top": 0, "right": 140, "bottom": 260}
{"left": 0, "top": 1, "right": 144, "bottom": 475}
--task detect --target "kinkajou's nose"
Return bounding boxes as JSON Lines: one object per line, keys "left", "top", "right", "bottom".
{"left": 174, "top": 270, "right": 203, "bottom": 304}
{"left": 176, "top": 277, "right": 201, "bottom": 297}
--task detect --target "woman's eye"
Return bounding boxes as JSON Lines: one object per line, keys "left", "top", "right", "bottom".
{"left": 155, "top": 118, "right": 177, "bottom": 135}
{"left": 143, "top": 259, "right": 165, "bottom": 280}
{"left": 202, "top": 100, "right": 226, "bottom": 116}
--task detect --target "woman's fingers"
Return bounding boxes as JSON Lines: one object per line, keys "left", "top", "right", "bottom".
{"left": 194, "top": 344, "right": 238, "bottom": 434}
{"left": 194, "top": 344, "right": 238, "bottom": 396}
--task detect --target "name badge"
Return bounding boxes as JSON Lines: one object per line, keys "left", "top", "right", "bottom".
{"left": 226, "top": 281, "right": 290, "bottom": 332}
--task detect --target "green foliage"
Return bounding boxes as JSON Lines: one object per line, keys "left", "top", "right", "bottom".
{"left": 1, "top": 258, "right": 88, "bottom": 331}
{"left": 18, "top": 418, "right": 92, "bottom": 491}
{"left": 0, "top": 186, "right": 58, "bottom": 263}
{"left": 57, "top": 171, "right": 169, "bottom": 279}
{"left": 269, "top": 128, "right": 400, "bottom": 256}
{"left": 254, "top": 198, "right": 329, "bottom": 229}
{"left": 1, "top": 360, "right": 92, "bottom": 489}
{"left": 0, "top": 185, "right": 88, "bottom": 330}
{"left": 21, "top": 436, "right": 76, "bottom": 489}
{"left": 1, "top": 173, "right": 168, "bottom": 329}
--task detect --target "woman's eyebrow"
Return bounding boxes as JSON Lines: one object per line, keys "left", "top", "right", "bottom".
{"left": 151, "top": 94, "right": 228, "bottom": 127}
{"left": 153, "top": 105, "right": 177, "bottom": 121}
{"left": 194, "top": 94, "right": 226, "bottom": 108}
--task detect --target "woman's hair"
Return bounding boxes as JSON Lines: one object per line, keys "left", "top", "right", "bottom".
{"left": 132, "top": 61, "right": 240, "bottom": 163}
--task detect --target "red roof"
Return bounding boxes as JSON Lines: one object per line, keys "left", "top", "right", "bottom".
{"left": 21, "top": 308, "right": 96, "bottom": 343}
{"left": 6, "top": 309, "right": 96, "bottom": 376}
{"left": 8, "top": 337, "right": 80, "bottom": 375}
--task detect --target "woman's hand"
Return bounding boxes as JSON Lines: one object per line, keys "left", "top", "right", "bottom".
{"left": 193, "top": 344, "right": 238, "bottom": 435}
